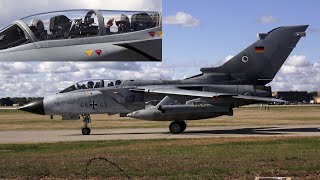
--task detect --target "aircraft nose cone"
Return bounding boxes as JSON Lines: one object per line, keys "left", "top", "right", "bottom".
{"left": 19, "top": 98, "right": 45, "bottom": 115}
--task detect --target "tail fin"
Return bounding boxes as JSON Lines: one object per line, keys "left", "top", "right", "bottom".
{"left": 200, "top": 25, "right": 308, "bottom": 85}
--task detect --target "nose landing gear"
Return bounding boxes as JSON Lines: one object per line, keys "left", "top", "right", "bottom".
{"left": 82, "top": 115, "right": 91, "bottom": 135}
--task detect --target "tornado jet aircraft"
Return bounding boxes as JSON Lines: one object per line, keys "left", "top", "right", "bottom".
{"left": 0, "top": 9, "right": 162, "bottom": 61}
{"left": 19, "top": 25, "right": 308, "bottom": 135}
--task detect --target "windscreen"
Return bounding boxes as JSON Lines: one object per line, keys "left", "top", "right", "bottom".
{"left": 21, "top": 10, "right": 100, "bottom": 41}
{"left": 59, "top": 79, "right": 123, "bottom": 93}
{"left": 0, "top": 24, "right": 31, "bottom": 50}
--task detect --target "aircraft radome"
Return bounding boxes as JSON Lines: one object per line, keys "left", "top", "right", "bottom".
{"left": 17, "top": 25, "right": 308, "bottom": 135}
{"left": 0, "top": 9, "right": 162, "bottom": 61}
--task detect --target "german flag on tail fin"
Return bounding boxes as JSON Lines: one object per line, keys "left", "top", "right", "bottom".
{"left": 255, "top": 46, "right": 265, "bottom": 53}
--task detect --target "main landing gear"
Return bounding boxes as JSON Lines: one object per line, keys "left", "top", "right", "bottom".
{"left": 169, "top": 121, "right": 187, "bottom": 134}
{"left": 82, "top": 115, "right": 91, "bottom": 135}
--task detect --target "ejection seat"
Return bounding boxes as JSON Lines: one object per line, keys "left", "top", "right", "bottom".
{"left": 131, "top": 13, "right": 155, "bottom": 31}
{"left": 29, "top": 19, "right": 47, "bottom": 40}
{"left": 49, "top": 15, "right": 72, "bottom": 39}
{"left": 81, "top": 11, "right": 99, "bottom": 36}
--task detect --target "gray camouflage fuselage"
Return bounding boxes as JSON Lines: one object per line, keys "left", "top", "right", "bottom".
{"left": 43, "top": 80, "right": 271, "bottom": 117}
{"left": 20, "top": 25, "right": 308, "bottom": 123}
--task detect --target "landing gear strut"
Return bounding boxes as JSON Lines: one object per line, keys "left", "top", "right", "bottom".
{"left": 82, "top": 115, "right": 91, "bottom": 135}
{"left": 169, "top": 121, "right": 187, "bottom": 134}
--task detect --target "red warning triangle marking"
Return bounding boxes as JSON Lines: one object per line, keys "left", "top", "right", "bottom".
{"left": 95, "top": 50, "right": 102, "bottom": 56}
{"left": 149, "top": 32, "right": 155, "bottom": 37}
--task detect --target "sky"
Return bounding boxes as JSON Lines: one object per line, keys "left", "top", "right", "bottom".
{"left": 0, "top": 0, "right": 320, "bottom": 97}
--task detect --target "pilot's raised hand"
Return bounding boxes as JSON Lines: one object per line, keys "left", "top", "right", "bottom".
{"left": 106, "top": 18, "right": 114, "bottom": 28}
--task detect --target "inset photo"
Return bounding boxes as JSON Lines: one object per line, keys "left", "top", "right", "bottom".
{"left": 0, "top": 0, "right": 162, "bottom": 61}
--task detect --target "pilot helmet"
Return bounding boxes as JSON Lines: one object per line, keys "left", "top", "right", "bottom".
{"left": 116, "top": 14, "right": 130, "bottom": 27}
{"left": 87, "top": 81, "right": 94, "bottom": 88}
{"left": 30, "top": 19, "right": 45, "bottom": 32}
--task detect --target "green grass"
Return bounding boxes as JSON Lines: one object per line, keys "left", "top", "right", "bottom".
{"left": 0, "top": 109, "right": 25, "bottom": 114}
{"left": 0, "top": 105, "right": 319, "bottom": 131}
{"left": 0, "top": 137, "right": 319, "bottom": 179}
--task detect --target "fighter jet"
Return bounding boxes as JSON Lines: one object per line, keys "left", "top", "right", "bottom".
{"left": 0, "top": 9, "right": 162, "bottom": 61}
{"left": 18, "top": 25, "right": 308, "bottom": 135}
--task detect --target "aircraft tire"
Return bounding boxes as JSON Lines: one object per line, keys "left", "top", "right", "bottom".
{"left": 179, "top": 121, "right": 187, "bottom": 132}
{"left": 169, "top": 121, "right": 184, "bottom": 134}
{"left": 82, "top": 127, "right": 91, "bottom": 135}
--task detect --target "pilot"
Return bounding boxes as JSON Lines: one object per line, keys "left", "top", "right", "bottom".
{"left": 115, "top": 80, "right": 122, "bottom": 86}
{"left": 94, "top": 82, "right": 100, "bottom": 88}
{"left": 29, "top": 19, "right": 47, "bottom": 40}
{"left": 116, "top": 14, "right": 131, "bottom": 33}
{"left": 105, "top": 18, "right": 114, "bottom": 34}
{"left": 105, "top": 14, "right": 131, "bottom": 34}
{"left": 87, "top": 81, "right": 94, "bottom": 89}
{"left": 107, "top": 82, "right": 114, "bottom": 87}
{"left": 80, "top": 84, "right": 86, "bottom": 89}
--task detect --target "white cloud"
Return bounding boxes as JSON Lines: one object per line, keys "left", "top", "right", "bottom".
{"left": 256, "top": 16, "right": 278, "bottom": 24}
{"left": 213, "top": 54, "right": 234, "bottom": 66}
{"left": 1, "top": 55, "right": 320, "bottom": 97}
{"left": 0, "top": 1, "right": 3, "bottom": 8}
{"left": 286, "top": 55, "right": 309, "bottom": 67}
{"left": 164, "top": 12, "right": 200, "bottom": 27}
{"left": 37, "top": 62, "right": 79, "bottom": 73}
{"left": 0, "top": 62, "right": 174, "bottom": 97}
{"left": 0, "top": 62, "right": 35, "bottom": 76}
{"left": 224, "top": 55, "right": 234, "bottom": 63}
{"left": 270, "top": 55, "right": 320, "bottom": 91}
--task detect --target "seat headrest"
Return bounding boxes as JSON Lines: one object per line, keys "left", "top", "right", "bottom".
{"left": 30, "top": 19, "right": 45, "bottom": 32}
{"left": 49, "top": 15, "right": 71, "bottom": 32}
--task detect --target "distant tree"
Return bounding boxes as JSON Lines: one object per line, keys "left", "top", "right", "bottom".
{"left": 0, "top": 97, "right": 14, "bottom": 106}
{"left": 309, "top": 91, "right": 318, "bottom": 97}
{"left": 0, "top": 97, "right": 43, "bottom": 106}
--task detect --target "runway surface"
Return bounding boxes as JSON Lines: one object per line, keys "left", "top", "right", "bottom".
{"left": 1, "top": 124, "right": 320, "bottom": 144}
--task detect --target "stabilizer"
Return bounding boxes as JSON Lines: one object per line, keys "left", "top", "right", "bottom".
{"left": 198, "top": 25, "right": 308, "bottom": 85}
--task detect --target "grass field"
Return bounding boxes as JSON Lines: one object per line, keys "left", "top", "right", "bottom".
{"left": 0, "top": 137, "right": 319, "bottom": 179}
{"left": 0, "top": 105, "right": 319, "bottom": 179}
{"left": 0, "top": 105, "right": 319, "bottom": 130}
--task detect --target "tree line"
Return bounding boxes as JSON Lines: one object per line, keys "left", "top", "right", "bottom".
{"left": 0, "top": 97, "right": 43, "bottom": 106}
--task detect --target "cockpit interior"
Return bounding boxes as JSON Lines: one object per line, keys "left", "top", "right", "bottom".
{"left": 0, "top": 9, "right": 161, "bottom": 50}
{"left": 59, "top": 79, "right": 123, "bottom": 94}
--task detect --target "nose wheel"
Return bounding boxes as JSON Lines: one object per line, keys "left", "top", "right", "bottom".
{"left": 82, "top": 127, "right": 91, "bottom": 135}
{"left": 82, "top": 115, "right": 91, "bottom": 135}
{"left": 169, "top": 121, "right": 187, "bottom": 134}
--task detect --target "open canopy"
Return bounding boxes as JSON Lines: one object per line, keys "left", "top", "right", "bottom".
{"left": 59, "top": 79, "right": 123, "bottom": 93}
{"left": 0, "top": 9, "right": 161, "bottom": 50}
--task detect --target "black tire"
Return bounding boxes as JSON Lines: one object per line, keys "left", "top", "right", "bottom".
{"left": 82, "top": 127, "right": 91, "bottom": 135}
{"left": 169, "top": 121, "right": 182, "bottom": 134}
{"left": 179, "top": 121, "right": 187, "bottom": 132}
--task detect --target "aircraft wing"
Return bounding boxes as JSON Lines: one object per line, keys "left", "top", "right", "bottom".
{"left": 233, "top": 95, "right": 286, "bottom": 103}
{"left": 130, "top": 86, "right": 232, "bottom": 97}
{"left": 130, "top": 86, "right": 285, "bottom": 103}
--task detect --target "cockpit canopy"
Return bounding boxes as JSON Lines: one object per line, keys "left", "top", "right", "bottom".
{"left": 21, "top": 9, "right": 160, "bottom": 40}
{"left": 0, "top": 9, "right": 161, "bottom": 50}
{"left": 59, "top": 79, "right": 123, "bottom": 93}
